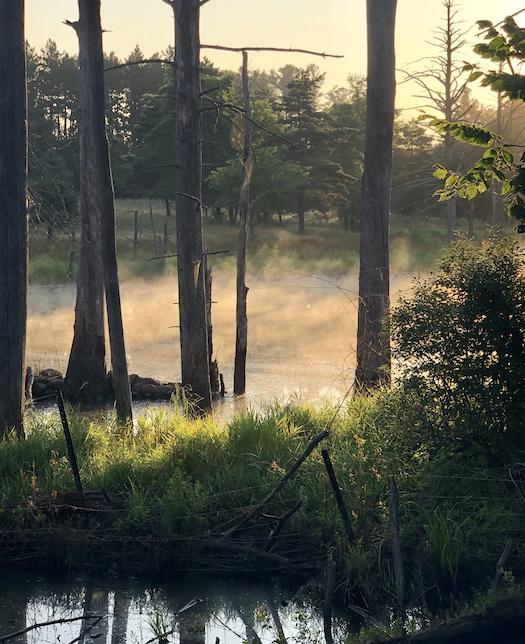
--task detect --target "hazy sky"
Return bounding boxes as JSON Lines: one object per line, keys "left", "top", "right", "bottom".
{"left": 26, "top": 0, "right": 525, "bottom": 110}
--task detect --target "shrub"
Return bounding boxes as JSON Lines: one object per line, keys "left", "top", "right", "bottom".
{"left": 391, "top": 234, "right": 525, "bottom": 445}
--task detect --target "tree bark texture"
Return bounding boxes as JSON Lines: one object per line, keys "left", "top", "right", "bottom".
{"left": 355, "top": 0, "right": 397, "bottom": 390}
{"left": 234, "top": 52, "right": 254, "bottom": 396}
{"left": 170, "top": 0, "right": 211, "bottom": 410}
{"left": 0, "top": 0, "right": 28, "bottom": 438}
{"left": 70, "top": 0, "right": 132, "bottom": 421}
{"left": 66, "top": 11, "right": 108, "bottom": 407}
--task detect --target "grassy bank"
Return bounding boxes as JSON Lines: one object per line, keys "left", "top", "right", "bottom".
{"left": 28, "top": 199, "right": 506, "bottom": 284}
{"left": 1, "top": 390, "right": 524, "bottom": 619}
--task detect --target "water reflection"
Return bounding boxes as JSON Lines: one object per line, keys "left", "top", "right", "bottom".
{"left": 0, "top": 574, "right": 340, "bottom": 644}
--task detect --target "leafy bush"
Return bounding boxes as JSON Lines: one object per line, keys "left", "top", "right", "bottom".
{"left": 392, "top": 234, "right": 525, "bottom": 445}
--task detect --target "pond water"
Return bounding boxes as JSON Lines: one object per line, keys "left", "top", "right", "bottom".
{"left": 0, "top": 573, "right": 347, "bottom": 644}
{"left": 27, "top": 269, "right": 415, "bottom": 416}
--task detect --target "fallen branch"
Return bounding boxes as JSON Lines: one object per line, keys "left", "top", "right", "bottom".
{"left": 224, "top": 430, "right": 329, "bottom": 537}
{"left": 0, "top": 615, "right": 101, "bottom": 643}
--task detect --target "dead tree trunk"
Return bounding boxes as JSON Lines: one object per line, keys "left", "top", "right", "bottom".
{"left": 204, "top": 250, "right": 220, "bottom": 394}
{"left": 0, "top": 0, "right": 28, "bottom": 438}
{"left": 71, "top": 0, "right": 132, "bottom": 422}
{"left": 65, "top": 17, "right": 109, "bottom": 407}
{"left": 355, "top": 0, "right": 397, "bottom": 391}
{"left": 163, "top": 197, "right": 171, "bottom": 255}
{"left": 234, "top": 51, "right": 254, "bottom": 396}
{"left": 164, "top": 0, "right": 211, "bottom": 410}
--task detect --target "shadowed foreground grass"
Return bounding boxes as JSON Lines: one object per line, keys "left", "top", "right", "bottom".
{"left": 1, "top": 390, "right": 524, "bottom": 619}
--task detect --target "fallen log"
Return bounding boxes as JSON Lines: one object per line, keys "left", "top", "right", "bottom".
{"left": 378, "top": 598, "right": 525, "bottom": 644}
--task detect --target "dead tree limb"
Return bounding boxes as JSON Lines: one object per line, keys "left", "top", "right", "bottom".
{"left": 56, "top": 390, "right": 85, "bottom": 505}
{"left": 201, "top": 44, "right": 343, "bottom": 58}
{"left": 0, "top": 615, "right": 101, "bottom": 643}
{"left": 224, "top": 430, "right": 329, "bottom": 537}
{"left": 321, "top": 449, "right": 354, "bottom": 544}
{"left": 234, "top": 50, "right": 253, "bottom": 396}
{"left": 104, "top": 58, "right": 174, "bottom": 72}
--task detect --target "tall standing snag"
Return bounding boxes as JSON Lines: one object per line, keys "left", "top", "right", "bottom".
{"left": 234, "top": 51, "right": 254, "bottom": 396}
{"left": 0, "top": 0, "right": 28, "bottom": 438}
{"left": 163, "top": 0, "right": 212, "bottom": 411}
{"left": 355, "top": 0, "right": 397, "bottom": 390}
{"left": 67, "top": 0, "right": 133, "bottom": 422}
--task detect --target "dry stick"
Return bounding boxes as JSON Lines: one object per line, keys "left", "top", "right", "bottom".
{"left": 389, "top": 476, "right": 405, "bottom": 613}
{"left": 264, "top": 500, "right": 303, "bottom": 551}
{"left": 224, "top": 430, "right": 329, "bottom": 538}
{"left": 149, "top": 202, "right": 159, "bottom": 255}
{"left": 56, "top": 390, "right": 85, "bottom": 505}
{"left": 149, "top": 250, "right": 231, "bottom": 261}
{"left": 323, "top": 549, "right": 336, "bottom": 644}
{"left": 321, "top": 449, "right": 354, "bottom": 544}
{"left": 201, "top": 44, "right": 343, "bottom": 58}
{"left": 104, "top": 58, "right": 174, "bottom": 72}
{"left": 0, "top": 615, "right": 101, "bottom": 643}
{"left": 491, "top": 537, "right": 513, "bottom": 591}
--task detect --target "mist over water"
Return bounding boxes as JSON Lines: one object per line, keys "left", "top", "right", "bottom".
{"left": 27, "top": 267, "right": 415, "bottom": 411}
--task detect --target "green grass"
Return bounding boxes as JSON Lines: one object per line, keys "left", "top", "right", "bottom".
{"left": 29, "top": 199, "right": 514, "bottom": 284}
{"left": 1, "top": 389, "right": 523, "bottom": 613}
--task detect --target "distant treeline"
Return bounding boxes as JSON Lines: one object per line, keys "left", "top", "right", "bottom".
{"left": 27, "top": 40, "right": 525, "bottom": 234}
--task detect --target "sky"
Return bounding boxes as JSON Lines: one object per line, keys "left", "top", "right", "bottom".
{"left": 26, "top": 0, "right": 525, "bottom": 111}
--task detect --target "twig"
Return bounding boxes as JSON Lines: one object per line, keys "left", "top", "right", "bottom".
{"left": 0, "top": 615, "right": 101, "bottom": 643}
{"left": 104, "top": 59, "right": 174, "bottom": 72}
{"left": 149, "top": 250, "right": 230, "bottom": 261}
{"left": 265, "top": 500, "right": 303, "bottom": 551}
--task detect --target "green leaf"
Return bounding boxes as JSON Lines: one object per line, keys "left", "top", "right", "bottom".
{"left": 468, "top": 71, "right": 484, "bottom": 82}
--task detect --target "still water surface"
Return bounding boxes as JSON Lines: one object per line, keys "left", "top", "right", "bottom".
{"left": 0, "top": 573, "right": 336, "bottom": 643}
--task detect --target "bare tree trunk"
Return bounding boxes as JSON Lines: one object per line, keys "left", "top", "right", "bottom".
{"left": 66, "top": 18, "right": 109, "bottom": 407}
{"left": 234, "top": 52, "right": 254, "bottom": 396}
{"left": 355, "top": 0, "right": 396, "bottom": 391}
{"left": 204, "top": 250, "right": 219, "bottom": 394}
{"left": 72, "top": 0, "right": 132, "bottom": 422}
{"left": 166, "top": 0, "right": 211, "bottom": 410}
{"left": 0, "top": 0, "right": 28, "bottom": 438}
